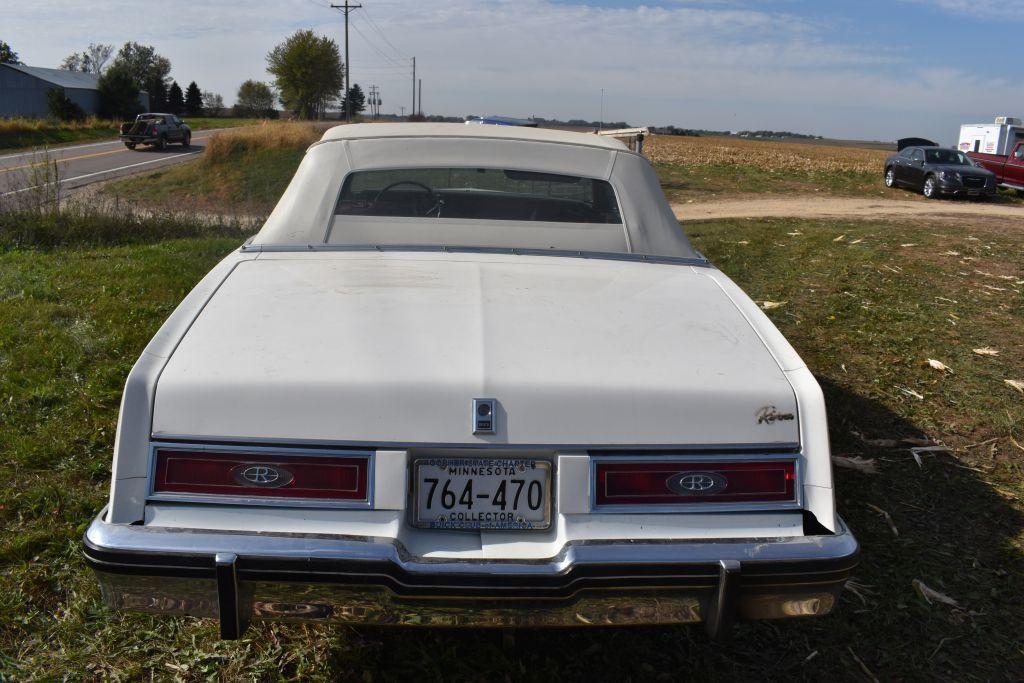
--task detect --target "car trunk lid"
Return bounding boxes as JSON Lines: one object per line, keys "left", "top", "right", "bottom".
{"left": 152, "top": 253, "right": 799, "bottom": 446}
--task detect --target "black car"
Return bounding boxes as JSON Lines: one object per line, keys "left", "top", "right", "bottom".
{"left": 884, "top": 140, "right": 996, "bottom": 199}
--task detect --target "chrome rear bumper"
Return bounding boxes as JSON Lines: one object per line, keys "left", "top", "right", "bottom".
{"left": 83, "top": 513, "right": 858, "bottom": 639}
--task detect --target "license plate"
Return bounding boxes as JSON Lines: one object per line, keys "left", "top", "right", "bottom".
{"left": 412, "top": 458, "right": 552, "bottom": 530}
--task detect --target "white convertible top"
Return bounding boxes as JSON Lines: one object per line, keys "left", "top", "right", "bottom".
{"left": 318, "top": 121, "right": 629, "bottom": 150}
{"left": 251, "top": 123, "right": 700, "bottom": 261}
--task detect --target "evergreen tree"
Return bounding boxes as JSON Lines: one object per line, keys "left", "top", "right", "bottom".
{"left": 340, "top": 83, "right": 366, "bottom": 117}
{"left": 184, "top": 81, "right": 203, "bottom": 116}
{"left": 147, "top": 76, "right": 168, "bottom": 112}
{"left": 167, "top": 81, "right": 185, "bottom": 115}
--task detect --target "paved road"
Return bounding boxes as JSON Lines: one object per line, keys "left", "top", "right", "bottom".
{"left": 0, "top": 129, "right": 229, "bottom": 199}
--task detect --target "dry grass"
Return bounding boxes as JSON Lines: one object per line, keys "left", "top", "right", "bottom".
{"left": 203, "top": 121, "right": 322, "bottom": 164}
{"left": 0, "top": 116, "right": 120, "bottom": 135}
{"left": 0, "top": 116, "right": 123, "bottom": 150}
{"left": 647, "top": 134, "right": 890, "bottom": 174}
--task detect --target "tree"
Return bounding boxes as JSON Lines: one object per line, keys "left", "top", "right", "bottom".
{"left": 0, "top": 40, "right": 19, "bottom": 65}
{"left": 60, "top": 43, "right": 113, "bottom": 74}
{"left": 47, "top": 88, "right": 86, "bottom": 122}
{"left": 167, "top": 81, "right": 184, "bottom": 115}
{"left": 234, "top": 80, "right": 276, "bottom": 117}
{"left": 98, "top": 63, "right": 142, "bottom": 119}
{"left": 266, "top": 30, "right": 343, "bottom": 119}
{"left": 147, "top": 76, "right": 168, "bottom": 112}
{"left": 201, "top": 90, "right": 224, "bottom": 116}
{"left": 112, "top": 41, "right": 170, "bottom": 89}
{"left": 184, "top": 81, "right": 203, "bottom": 116}
{"left": 340, "top": 84, "right": 366, "bottom": 117}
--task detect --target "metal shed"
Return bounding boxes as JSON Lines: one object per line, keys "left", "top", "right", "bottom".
{"left": 0, "top": 63, "right": 148, "bottom": 118}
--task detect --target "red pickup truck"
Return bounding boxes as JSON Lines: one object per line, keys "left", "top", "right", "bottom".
{"left": 968, "top": 142, "right": 1024, "bottom": 194}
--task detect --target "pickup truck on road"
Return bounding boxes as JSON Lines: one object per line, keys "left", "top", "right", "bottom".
{"left": 119, "top": 113, "right": 191, "bottom": 150}
{"left": 968, "top": 142, "right": 1024, "bottom": 195}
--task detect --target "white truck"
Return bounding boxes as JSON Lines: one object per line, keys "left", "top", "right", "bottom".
{"left": 958, "top": 116, "right": 1023, "bottom": 155}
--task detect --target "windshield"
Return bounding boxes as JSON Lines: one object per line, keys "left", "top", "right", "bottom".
{"left": 925, "top": 149, "right": 974, "bottom": 165}
{"left": 334, "top": 168, "right": 622, "bottom": 224}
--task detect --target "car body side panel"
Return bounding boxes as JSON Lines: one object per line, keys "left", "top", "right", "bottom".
{"left": 107, "top": 252, "right": 255, "bottom": 523}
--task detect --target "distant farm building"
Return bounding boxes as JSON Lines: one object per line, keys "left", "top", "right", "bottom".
{"left": 0, "top": 63, "right": 148, "bottom": 118}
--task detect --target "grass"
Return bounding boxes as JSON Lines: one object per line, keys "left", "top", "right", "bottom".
{"left": 0, "top": 116, "right": 265, "bottom": 151}
{"left": 0, "top": 206, "right": 252, "bottom": 250}
{"left": 103, "top": 122, "right": 322, "bottom": 215}
{"left": 1, "top": 206, "right": 1021, "bottom": 679}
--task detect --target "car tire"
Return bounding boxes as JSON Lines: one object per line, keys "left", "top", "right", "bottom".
{"left": 884, "top": 167, "right": 896, "bottom": 188}
{"left": 182, "top": 133, "right": 191, "bottom": 148}
{"left": 156, "top": 135, "right": 167, "bottom": 151}
{"left": 922, "top": 176, "right": 938, "bottom": 199}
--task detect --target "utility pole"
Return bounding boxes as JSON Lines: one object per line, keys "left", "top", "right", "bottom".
{"left": 418, "top": 78, "right": 422, "bottom": 117}
{"left": 599, "top": 88, "right": 604, "bottom": 131}
{"left": 411, "top": 57, "right": 416, "bottom": 120}
{"left": 331, "top": 1, "right": 362, "bottom": 122}
{"left": 369, "top": 85, "right": 381, "bottom": 119}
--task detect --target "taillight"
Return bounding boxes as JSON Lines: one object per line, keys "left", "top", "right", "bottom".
{"left": 152, "top": 447, "right": 370, "bottom": 503}
{"left": 594, "top": 459, "right": 797, "bottom": 508}
{"left": 151, "top": 126, "right": 157, "bottom": 136}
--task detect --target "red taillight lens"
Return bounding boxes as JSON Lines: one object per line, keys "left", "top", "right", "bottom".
{"left": 151, "top": 126, "right": 157, "bottom": 136}
{"left": 153, "top": 448, "right": 370, "bottom": 501}
{"left": 594, "top": 460, "right": 796, "bottom": 507}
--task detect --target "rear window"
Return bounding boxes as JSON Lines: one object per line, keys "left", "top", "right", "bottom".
{"left": 334, "top": 168, "right": 622, "bottom": 224}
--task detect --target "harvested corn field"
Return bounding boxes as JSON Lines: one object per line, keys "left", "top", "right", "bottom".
{"left": 646, "top": 134, "right": 890, "bottom": 174}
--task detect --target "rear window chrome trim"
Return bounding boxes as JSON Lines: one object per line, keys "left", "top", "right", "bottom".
{"left": 238, "top": 243, "right": 711, "bottom": 268}
{"left": 589, "top": 453, "right": 803, "bottom": 514}
{"left": 145, "top": 442, "right": 375, "bottom": 510}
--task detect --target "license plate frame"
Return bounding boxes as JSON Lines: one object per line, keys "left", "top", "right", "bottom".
{"left": 411, "top": 457, "right": 553, "bottom": 531}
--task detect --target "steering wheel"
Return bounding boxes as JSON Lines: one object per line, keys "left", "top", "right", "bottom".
{"left": 370, "top": 180, "right": 439, "bottom": 216}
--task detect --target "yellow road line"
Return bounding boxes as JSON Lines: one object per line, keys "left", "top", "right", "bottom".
{"left": 0, "top": 133, "right": 214, "bottom": 175}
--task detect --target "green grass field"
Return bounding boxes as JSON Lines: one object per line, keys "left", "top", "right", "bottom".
{"left": 1, "top": 208, "right": 1021, "bottom": 679}
{"left": 0, "top": 117, "right": 263, "bottom": 152}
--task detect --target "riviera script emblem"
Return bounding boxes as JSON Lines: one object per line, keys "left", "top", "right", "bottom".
{"left": 757, "top": 405, "right": 796, "bottom": 425}
{"left": 231, "top": 464, "right": 295, "bottom": 488}
{"left": 666, "top": 471, "right": 728, "bottom": 495}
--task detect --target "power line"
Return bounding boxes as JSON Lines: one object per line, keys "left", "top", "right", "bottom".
{"left": 349, "top": 16, "right": 407, "bottom": 68}
{"left": 360, "top": 4, "right": 409, "bottom": 61}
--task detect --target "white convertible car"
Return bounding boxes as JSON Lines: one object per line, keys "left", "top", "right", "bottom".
{"left": 85, "top": 123, "right": 857, "bottom": 639}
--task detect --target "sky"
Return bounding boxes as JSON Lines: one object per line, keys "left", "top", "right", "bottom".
{"left": 4, "top": 0, "right": 1023, "bottom": 142}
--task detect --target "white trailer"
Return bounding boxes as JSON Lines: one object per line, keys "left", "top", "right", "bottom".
{"left": 958, "top": 116, "right": 1023, "bottom": 155}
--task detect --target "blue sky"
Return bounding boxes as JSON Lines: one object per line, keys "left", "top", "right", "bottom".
{"left": 5, "top": 0, "right": 1023, "bottom": 141}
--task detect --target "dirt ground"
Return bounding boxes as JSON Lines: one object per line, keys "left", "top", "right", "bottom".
{"left": 673, "top": 195, "right": 1024, "bottom": 222}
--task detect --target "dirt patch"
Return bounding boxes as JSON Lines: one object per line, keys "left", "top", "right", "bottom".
{"left": 674, "top": 195, "right": 1024, "bottom": 223}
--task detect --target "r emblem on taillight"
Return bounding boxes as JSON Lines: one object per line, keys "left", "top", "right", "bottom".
{"left": 666, "top": 471, "right": 727, "bottom": 495}
{"left": 231, "top": 464, "right": 295, "bottom": 488}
